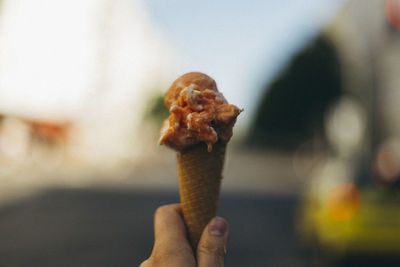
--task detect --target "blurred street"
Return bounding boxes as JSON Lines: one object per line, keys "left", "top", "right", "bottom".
{"left": 0, "top": 188, "right": 302, "bottom": 267}
{"left": 1, "top": 187, "right": 400, "bottom": 267}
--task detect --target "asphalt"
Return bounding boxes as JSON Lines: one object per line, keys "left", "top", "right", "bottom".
{"left": 0, "top": 188, "right": 306, "bottom": 267}
{"left": 0, "top": 188, "right": 399, "bottom": 267}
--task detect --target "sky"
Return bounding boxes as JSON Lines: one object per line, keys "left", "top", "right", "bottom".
{"left": 144, "top": 0, "right": 346, "bottom": 130}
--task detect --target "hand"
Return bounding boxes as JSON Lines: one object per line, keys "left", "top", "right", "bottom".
{"left": 140, "top": 204, "right": 229, "bottom": 267}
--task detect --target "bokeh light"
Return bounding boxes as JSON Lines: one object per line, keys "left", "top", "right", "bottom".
{"left": 376, "top": 151, "right": 399, "bottom": 181}
{"left": 325, "top": 97, "right": 367, "bottom": 156}
{"left": 327, "top": 183, "right": 361, "bottom": 222}
{"left": 385, "top": 0, "right": 400, "bottom": 30}
{"left": 372, "top": 151, "right": 400, "bottom": 188}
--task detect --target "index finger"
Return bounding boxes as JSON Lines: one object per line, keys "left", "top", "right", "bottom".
{"left": 152, "top": 204, "right": 195, "bottom": 264}
{"left": 154, "top": 204, "right": 187, "bottom": 243}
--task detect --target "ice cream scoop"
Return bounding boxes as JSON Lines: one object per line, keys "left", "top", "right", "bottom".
{"left": 159, "top": 72, "right": 241, "bottom": 152}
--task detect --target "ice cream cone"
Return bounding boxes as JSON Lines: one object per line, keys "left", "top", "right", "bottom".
{"left": 159, "top": 72, "right": 241, "bottom": 249}
{"left": 177, "top": 141, "right": 226, "bottom": 249}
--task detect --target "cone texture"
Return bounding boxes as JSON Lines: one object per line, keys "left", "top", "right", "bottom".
{"left": 177, "top": 141, "right": 226, "bottom": 249}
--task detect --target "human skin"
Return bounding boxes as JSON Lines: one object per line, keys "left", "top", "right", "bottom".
{"left": 140, "top": 204, "right": 229, "bottom": 267}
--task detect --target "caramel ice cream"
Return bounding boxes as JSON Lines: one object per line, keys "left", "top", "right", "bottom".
{"left": 159, "top": 72, "right": 241, "bottom": 152}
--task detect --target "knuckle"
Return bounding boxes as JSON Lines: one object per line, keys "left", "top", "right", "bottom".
{"left": 152, "top": 239, "right": 193, "bottom": 263}
{"left": 149, "top": 250, "right": 164, "bottom": 265}
{"left": 150, "top": 250, "right": 173, "bottom": 265}
{"left": 149, "top": 245, "right": 165, "bottom": 265}
{"left": 149, "top": 244, "right": 195, "bottom": 267}
{"left": 198, "top": 241, "right": 226, "bottom": 259}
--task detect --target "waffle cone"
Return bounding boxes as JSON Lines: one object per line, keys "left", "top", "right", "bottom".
{"left": 177, "top": 141, "right": 226, "bottom": 249}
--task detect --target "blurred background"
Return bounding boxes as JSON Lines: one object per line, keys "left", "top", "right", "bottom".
{"left": 0, "top": 0, "right": 400, "bottom": 266}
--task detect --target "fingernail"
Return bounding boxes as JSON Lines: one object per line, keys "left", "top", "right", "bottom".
{"left": 208, "top": 217, "right": 227, "bottom": 236}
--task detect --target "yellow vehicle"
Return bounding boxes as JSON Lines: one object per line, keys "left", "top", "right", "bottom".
{"left": 298, "top": 181, "right": 400, "bottom": 255}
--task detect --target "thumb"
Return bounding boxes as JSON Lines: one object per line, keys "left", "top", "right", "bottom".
{"left": 196, "top": 216, "right": 229, "bottom": 267}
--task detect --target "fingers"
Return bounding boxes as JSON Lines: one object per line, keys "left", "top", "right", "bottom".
{"left": 150, "top": 204, "right": 195, "bottom": 267}
{"left": 141, "top": 205, "right": 229, "bottom": 267}
{"left": 197, "top": 217, "right": 229, "bottom": 267}
{"left": 154, "top": 204, "right": 186, "bottom": 244}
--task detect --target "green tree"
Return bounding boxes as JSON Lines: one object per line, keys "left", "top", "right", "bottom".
{"left": 248, "top": 35, "right": 342, "bottom": 149}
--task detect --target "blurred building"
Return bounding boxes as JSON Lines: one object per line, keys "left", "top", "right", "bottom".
{"left": 0, "top": 0, "right": 174, "bottom": 168}
{"left": 247, "top": 35, "right": 342, "bottom": 150}
{"left": 326, "top": 0, "right": 400, "bottom": 154}
{"left": 249, "top": 0, "right": 400, "bottom": 156}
